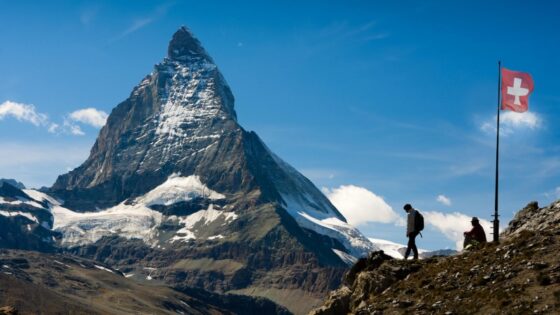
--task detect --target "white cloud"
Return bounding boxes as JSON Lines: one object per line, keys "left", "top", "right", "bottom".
{"left": 111, "top": 3, "right": 173, "bottom": 42}
{"left": 323, "top": 185, "right": 404, "bottom": 226}
{"left": 423, "top": 211, "right": 493, "bottom": 250}
{"left": 0, "top": 100, "right": 48, "bottom": 126}
{"left": 62, "top": 119, "right": 85, "bottom": 136}
{"left": 501, "top": 111, "right": 540, "bottom": 129}
{"left": 69, "top": 108, "right": 108, "bottom": 128}
{"left": 481, "top": 111, "right": 541, "bottom": 136}
{"left": 48, "top": 123, "right": 60, "bottom": 133}
{"left": 0, "top": 100, "right": 106, "bottom": 136}
{"left": 121, "top": 17, "right": 154, "bottom": 38}
{"left": 436, "top": 195, "right": 452, "bottom": 206}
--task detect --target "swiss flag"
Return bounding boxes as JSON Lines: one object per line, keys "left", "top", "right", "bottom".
{"left": 501, "top": 68, "right": 534, "bottom": 112}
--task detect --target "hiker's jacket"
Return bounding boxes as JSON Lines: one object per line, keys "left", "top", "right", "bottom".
{"left": 407, "top": 208, "right": 417, "bottom": 235}
{"left": 465, "top": 223, "right": 487, "bottom": 243}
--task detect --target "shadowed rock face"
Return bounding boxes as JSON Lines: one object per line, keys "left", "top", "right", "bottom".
{"left": 0, "top": 179, "right": 25, "bottom": 190}
{"left": 50, "top": 27, "right": 239, "bottom": 210}
{"left": 168, "top": 26, "right": 216, "bottom": 63}
{"left": 0, "top": 182, "right": 59, "bottom": 252}
{"left": 42, "top": 27, "right": 373, "bottom": 314}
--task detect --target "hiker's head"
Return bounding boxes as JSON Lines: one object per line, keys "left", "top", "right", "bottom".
{"left": 403, "top": 204, "right": 412, "bottom": 212}
{"left": 471, "top": 217, "right": 480, "bottom": 225}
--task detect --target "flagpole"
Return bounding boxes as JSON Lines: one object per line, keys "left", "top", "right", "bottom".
{"left": 493, "top": 61, "right": 501, "bottom": 243}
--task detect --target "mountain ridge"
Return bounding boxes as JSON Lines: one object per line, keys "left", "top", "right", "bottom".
{"left": 1, "top": 27, "right": 376, "bottom": 314}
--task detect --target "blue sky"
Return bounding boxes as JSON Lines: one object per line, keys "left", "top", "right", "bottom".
{"left": 1, "top": 0, "right": 559, "bottom": 250}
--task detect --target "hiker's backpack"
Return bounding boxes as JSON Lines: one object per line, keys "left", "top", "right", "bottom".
{"left": 414, "top": 210, "right": 424, "bottom": 232}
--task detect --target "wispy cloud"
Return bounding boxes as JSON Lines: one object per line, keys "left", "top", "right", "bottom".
{"left": 296, "top": 20, "right": 390, "bottom": 57}
{"left": 436, "top": 195, "right": 452, "bottom": 206}
{"left": 61, "top": 119, "right": 85, "bottom": 136}
{"left": 120, "top": 17, "right": 154, "bottom": 38}
{"left": 323, "top": 185, "right": 405, "bottom": 226}
{"left": 0, "top": 100, "right": 106, "bottom": 136}
{"left": 319, "top": 20, "right": 390, "bottom": 43}
{"left": 43, "top": 119, "right": 85, "bottom": 136}
{"left": 0, "top": 100, "right": 49, "bottom": 127}
{"left": 69, "top": 108, "right": 108, "bottom": 128}
{"left": 481, "top": 111, "right": 541, "bottom": 136}
{"left": 111, "top": 2, "right": 174, "bottom": 42}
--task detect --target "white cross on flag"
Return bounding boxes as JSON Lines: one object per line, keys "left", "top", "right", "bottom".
{"left": 501, "top": 67, "right": 534, "bottom": 112}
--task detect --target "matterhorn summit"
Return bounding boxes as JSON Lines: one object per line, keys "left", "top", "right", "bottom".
{"left": 0, "top": 27, "right": 378, "bottom": 314}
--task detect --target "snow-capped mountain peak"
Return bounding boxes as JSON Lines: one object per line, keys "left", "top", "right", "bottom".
{"left": 37, "top": 26, "right": 381, "bottom": 312}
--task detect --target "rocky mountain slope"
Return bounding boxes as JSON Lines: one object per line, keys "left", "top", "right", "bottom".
{"left": 310, "top": 200, "right": 560, "bottom": 314}
{"left": 0, "top": 181, "right": 59, "bottom": 252}
{"left": 0, "top": 27, "right": 377, "bottom": 314}
{"left": 0, "top": 179, "right": 25, "bottom": 190}
{"left": 0, "top": 249, "right": 289, "bottom": 314}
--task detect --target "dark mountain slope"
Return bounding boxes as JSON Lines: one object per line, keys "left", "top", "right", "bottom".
{"left": 0, "top": 249, "right": 290, "bottom": 315}
{"left": 0, "top": 182, "right": 59, "bottom": 252}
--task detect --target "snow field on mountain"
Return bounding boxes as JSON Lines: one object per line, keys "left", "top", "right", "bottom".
{"left": 155, "top": 61, "right": 223, "bottom": 139}
{"left": 280, "top": 193, "right": 376, "bottom": 262}
{"left": 0, "top": 196, "right": 44, "bottom": 209}
{"left": 0, "top": 191, "right": 51, "bottom": 224}
{"left": 23, "top": 189, "right": 60, "bottom": 205}
{"left": 168, "top": 204, "right": 238, "bottom": 243}
{"left": 0, "top": 210, "right": 39, "bottom": 223}
{"left": 332, "top": 249, "right": 358, "bottom": 265}
{"left": 3, "top": 173, "right": 376, "bottom": 264}
{"left": 138, "top": 174, "right": 225, "bottom": 206}
{"left": 260, "top": 147, "right": 377, "bottom": 262}
{"left": 32, "top": 174, "right": 237, "bottom": 246}
{"left": 51, "top": 203, "right": 163, "bottom": 246}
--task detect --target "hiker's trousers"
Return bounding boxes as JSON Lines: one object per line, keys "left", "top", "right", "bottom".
{"left": 405, "top": 231, "right": 419, "bottom": 259}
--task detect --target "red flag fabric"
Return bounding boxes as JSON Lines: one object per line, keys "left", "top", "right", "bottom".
{"left": 501, "top": 67, "right": 534, "bottom": 112}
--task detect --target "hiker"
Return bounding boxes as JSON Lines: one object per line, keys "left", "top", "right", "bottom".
{"left": 463, "top": 217, "right": 487, "bottom": 249}
{"left": 403, "top": 203, "right": 423, "bottom": 260}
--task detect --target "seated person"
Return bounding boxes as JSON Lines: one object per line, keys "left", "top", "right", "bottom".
{"left": 463, "top": 217, "right": 487, "bottom": 249}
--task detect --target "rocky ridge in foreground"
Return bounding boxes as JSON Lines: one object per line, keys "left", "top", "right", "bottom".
{"left": 310, "top": 200, "right": 560, "bottom": 314}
